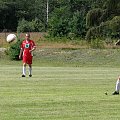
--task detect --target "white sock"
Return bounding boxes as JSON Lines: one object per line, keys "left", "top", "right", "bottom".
{"left": 23, "top": 66, "right": 26, "bottom": 75}
{"left": 29, "top": 67, "right": 32, "bottom": 75}
{"left": 115, "top": 79, "right": 120, "bottom": 92}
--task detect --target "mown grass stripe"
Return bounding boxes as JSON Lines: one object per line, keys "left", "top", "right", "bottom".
{"left": 0, "top": 66, "right": 120, "bottom": 120}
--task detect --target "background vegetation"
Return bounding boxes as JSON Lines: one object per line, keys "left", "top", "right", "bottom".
{"left": 0, "top": 0, "right": 120, "bottom": 41}
{"left": 0, "top": 0, "right": 120, "bottom": 59}
{"left": 1, "top": 1, "right": 120, "bottom": 119}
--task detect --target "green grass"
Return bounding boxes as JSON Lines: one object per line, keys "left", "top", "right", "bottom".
{"left": 0, "top": 65, "right": 120, "bottom": 120}
{"left": 34, "top": 48, "right": 120, "bottom": 67}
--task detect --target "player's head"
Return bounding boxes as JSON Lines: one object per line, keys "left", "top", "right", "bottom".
{"left": 25, "top": 33, "right": 30, "bottom": 40}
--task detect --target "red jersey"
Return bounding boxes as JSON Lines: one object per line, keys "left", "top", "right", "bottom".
{"left": 21, "top": 40, "right": 36, "bottom": 57}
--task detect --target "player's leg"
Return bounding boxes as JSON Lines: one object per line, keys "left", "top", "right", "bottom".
{"left": 28, "top": 64, "right": 32, "bottom": 77}
{"left": 112, "top": 77, "right": 120, "bottom": 95}
{"left": 22, "top": 63, "right": 26, "bottom": 77}
{"left": 27, "top": 55, "right": 32, "bottom": 77}
{"left": 22, "top": 56, "right": 27, "bottom": 77}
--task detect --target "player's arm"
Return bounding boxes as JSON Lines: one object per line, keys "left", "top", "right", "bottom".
{"left": 19, "top": 48, "right": 23, "bottom": 59}
{"left": 29, "top": 46, "right": 36, "bottom": 53}
{"left": 29, "top": 41, "right": 36, "bottom": 53}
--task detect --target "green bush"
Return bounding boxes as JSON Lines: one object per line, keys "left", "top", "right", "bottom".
{"left": 86, "top": 8, "right": 103, "bottom": 28}
{"left": 49, "top": 18, "right": 70, "bottom": 37}
{"left": 6, "top": 37, "right": 23, "bottom": 60}
{"left": 86, "top": 27, "right": 100, "bottom": 41}
{"left": 69, "top": 11, "right": 86, "bottom": 37}
{"left": 90, "top": 38, "right": 105, "bottom": 49}
{"left": 86, "top": 0, "right": 120, "bottom": 40}
{"left": 17, "top": 19, "right": 33, "bottom": 32}
{"left": 48, "top": 6, "right": 70, "bottom": 37}
{"left": 109, "top": 16, "right": 120, "bottom": 37}
{"left": 86, "top": 16, "right": 120, "bottom": 40}
{"left": 17, "top": 18, "right": 45, "bottom": 33}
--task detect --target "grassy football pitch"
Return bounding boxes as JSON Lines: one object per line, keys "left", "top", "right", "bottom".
{"left": 0, "top": 65, "right": 120, "bottom": 120}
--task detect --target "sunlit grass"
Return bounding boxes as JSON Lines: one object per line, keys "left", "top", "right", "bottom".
{"left": 0, "top": 65, "right": 120, "bottom": 120}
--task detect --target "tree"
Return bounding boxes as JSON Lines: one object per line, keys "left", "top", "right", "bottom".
{"left": 48, "top": 0, "right": 91, "bottom": 37}
{"left": 0, "top": 0, "right": 48, "bottom": 31}
{"left": 0, "top": 1, "right": 18, "bottom": 31}
{"left": 86, "top": 0, "right": 120, "bottom": 40}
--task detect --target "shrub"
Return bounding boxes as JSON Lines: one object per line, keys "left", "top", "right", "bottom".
{"left": 86, "top": 16, "right": 120, "bottom": 40}
{"left": 85, "top": 27, "right": 100, "bottom": 41}
{"left": 48, "top": 6, "right": 70, "bottom": 37}
{"left": 90, "top": 38, "right": 105, "bottom": 49}
{"left": 109, "top": 16, "right": 120, "bottom": 38}
{"left": 49, "top": 18, "right": 70, "bottom": 37}
{"left": 6, "top": 37, "right": 23, "bottom": 60}
{"left": 86, "top": 8, "right": 103, "bottom": 28}
{"left": 17, "top": 19, "right": 33, "bottom": 32}
{"left": 86, "top": 0, "right": 120, "bottom": 40}
{"left": 17, "top": 18, "right": 45, "bottom": 33}
{"left": 69, "top": 11, "right": 86, "bottom": 38}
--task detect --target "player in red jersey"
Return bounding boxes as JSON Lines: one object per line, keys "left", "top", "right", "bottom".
{"left": 19, "top": 33, "right": 36, "bottom": 77}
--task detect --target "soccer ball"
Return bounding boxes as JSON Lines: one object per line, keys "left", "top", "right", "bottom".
{"left": 6, "top": 34, "right": 16, "bottom": 43}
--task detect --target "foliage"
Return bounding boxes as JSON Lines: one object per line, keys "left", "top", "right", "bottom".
{"left": 110, "top": 16, "right": 120, "bottom": 37}
{"left": 86, "top": 16, "right": 120, "bottom": 40}
{"left": 48, "top": 0, "right": 90, "bottom": 38}
{"left": 48, "top": 6, "right": 71, "bottom": 37}
{"left": 69, "top": 11, "right": 86, "bottom": 37}
{"left": 6, "top": 37, "right": 22, "bottom": 60}
{"left": 0, "top": 0, "right": 47, "bottom": 31}
{"left": 0, "top": 1, "right": 18, "bottom": 31}
{"left": 90, "top": 38, "right": 105, "bottom": 49}
{"left": 17, "top": 18, "right": 45, "bottom": 33}
{"left": 86, "top": 0, "right": 120, "bottom": 40}
{"left": 0, "top": 0, "right": 120, "bottom": 40}
{"left": 17, "top": 19, "right": 33, "bottom": 33}
{"left": 90, "top": 0, "right": 106, "bottom": 8}
{"left": 86, "top": 8, "right": 103, "bottom": 28}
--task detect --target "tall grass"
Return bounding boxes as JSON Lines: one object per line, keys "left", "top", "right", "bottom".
{"left": 1, "top": 32, "right": 116, "bottom": 49}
